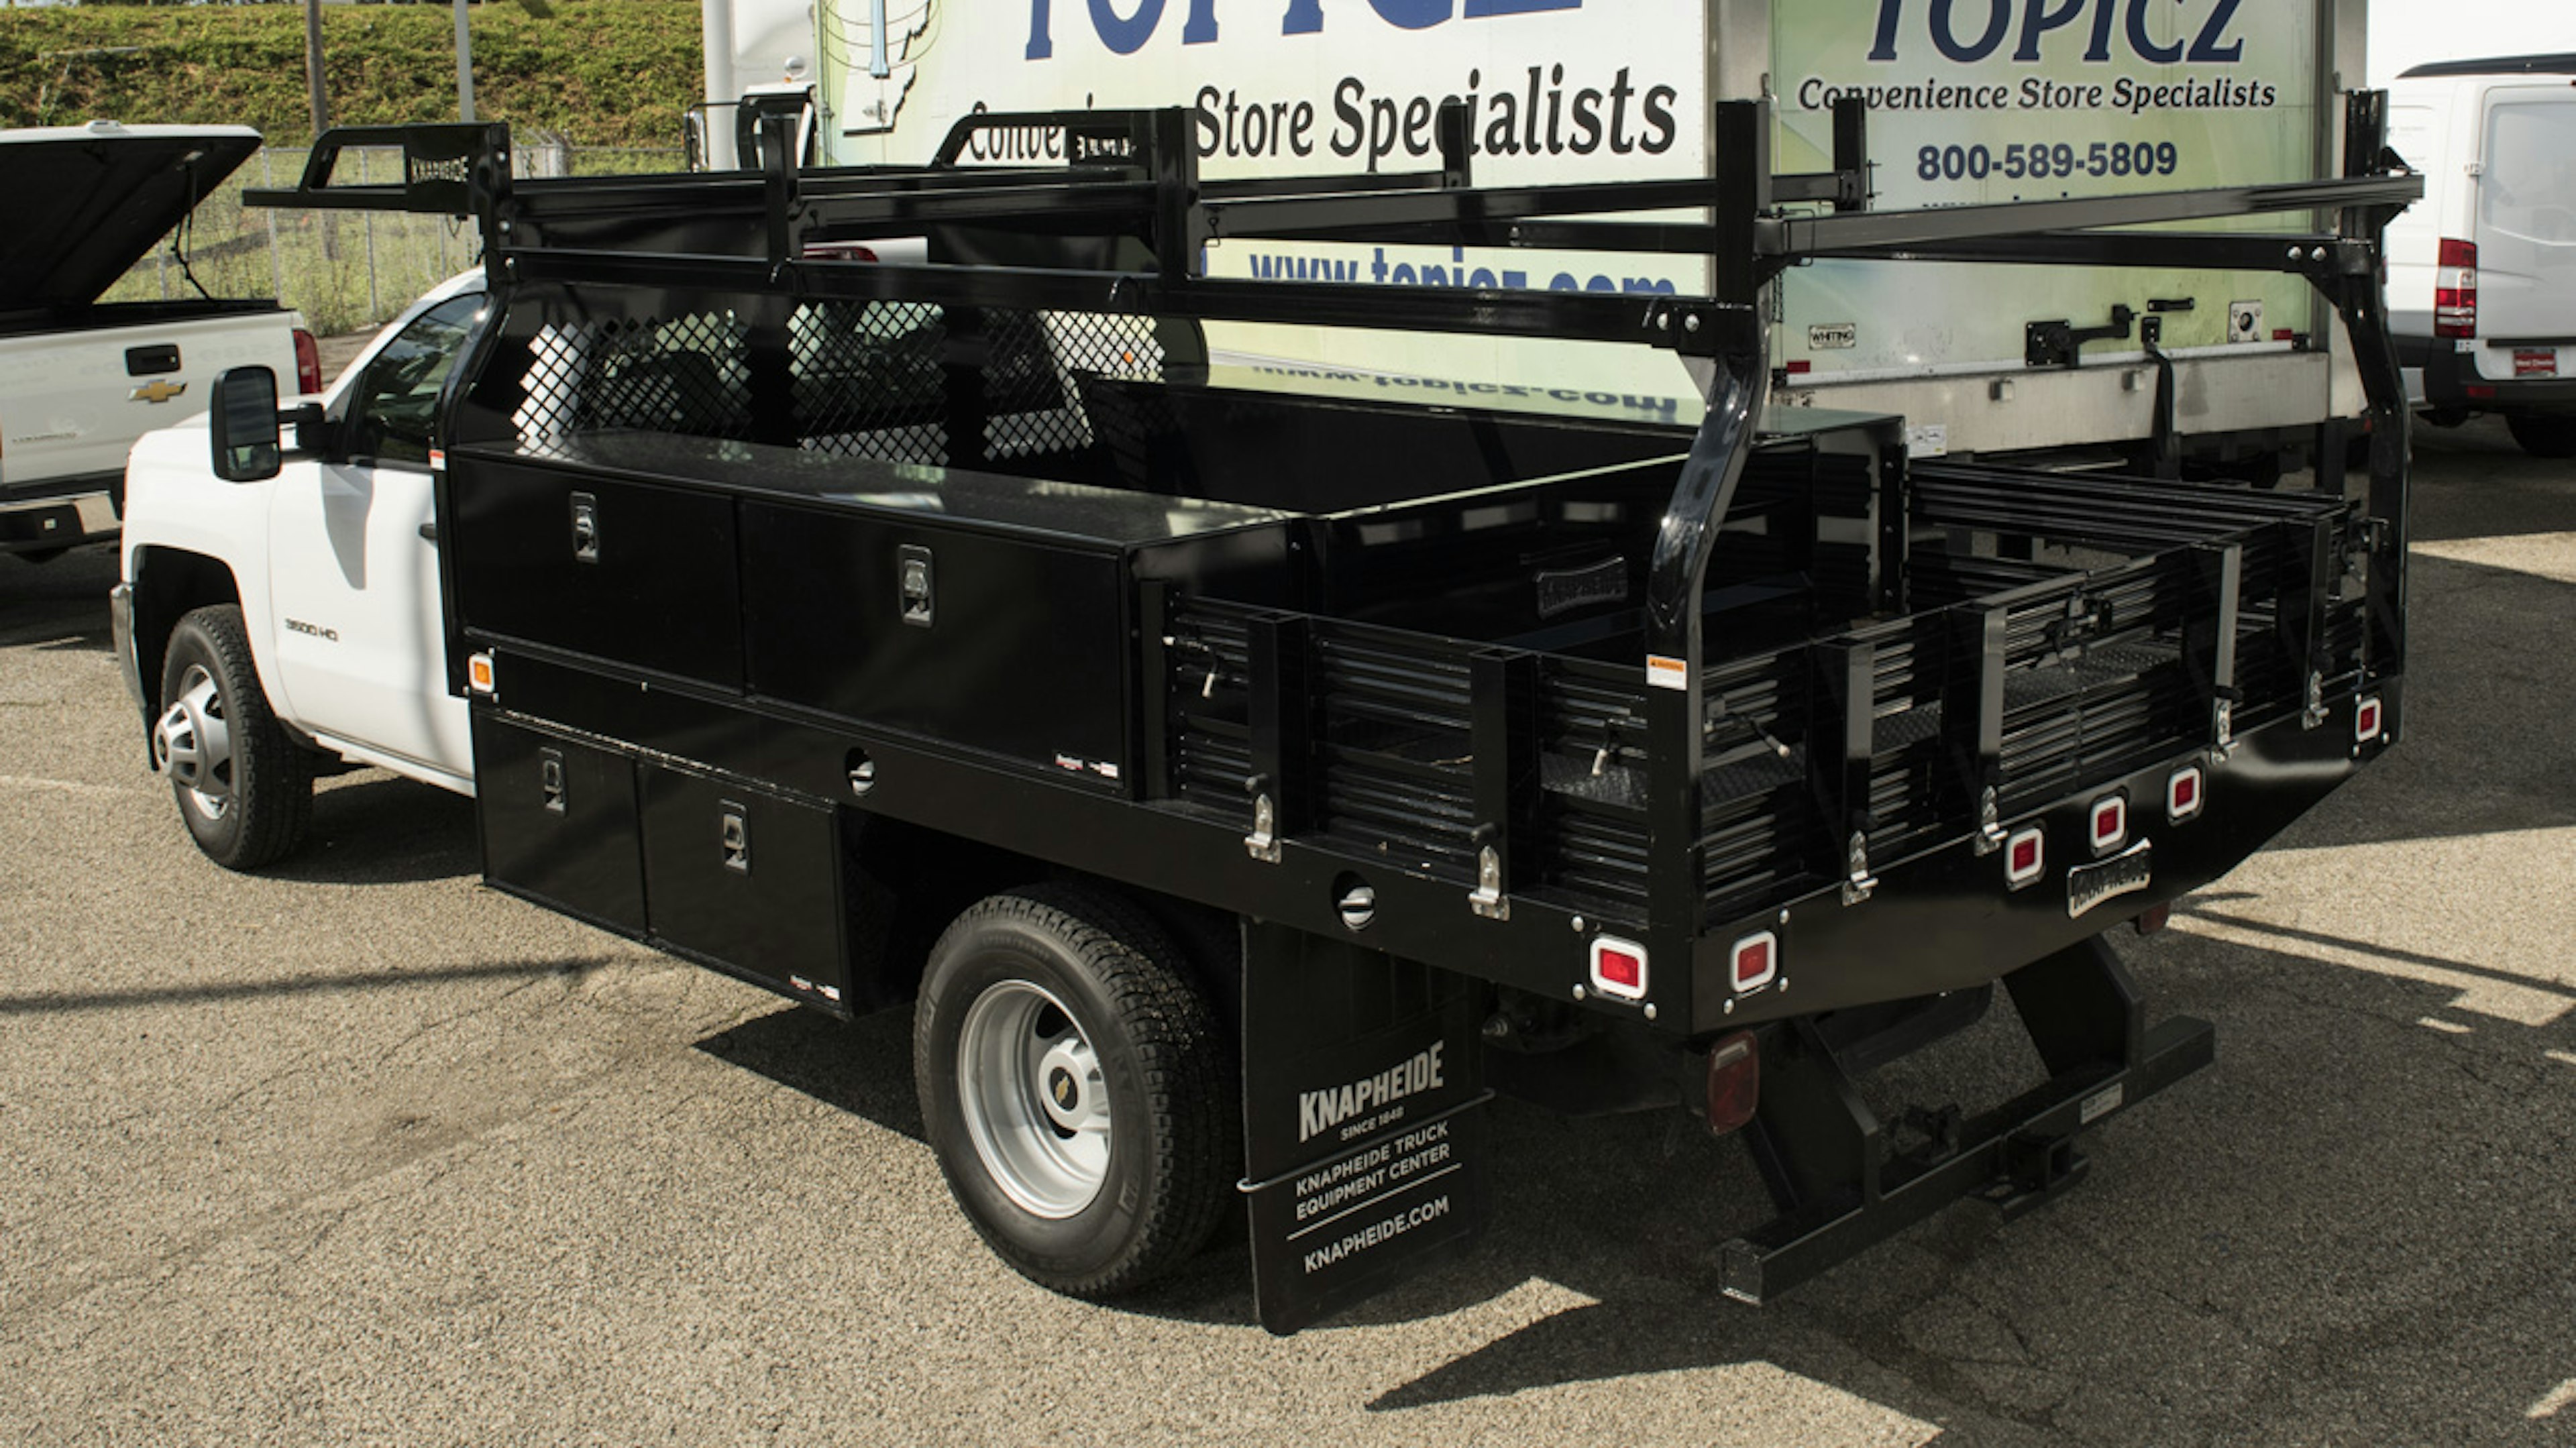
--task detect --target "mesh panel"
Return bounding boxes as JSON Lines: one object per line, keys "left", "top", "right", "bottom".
{"left": 517, "top": 315, "right": 753, "bottom": 445}
{"left": 513, "top": 301, "right": 1166, "bottom": 466}
{"left": 792, "top": 300, "right": 949, "bottom": 465}
{"left": 984, "top": 311, "right": 1166, "bottom": 461}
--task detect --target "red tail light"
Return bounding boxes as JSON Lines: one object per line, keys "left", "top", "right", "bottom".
{"left": 800, "top": 241, "right": 880, "bottom": 262}
{"left": 2089, "top": 794, "right": 2128, "bottom": 854}
{"left": 2166, "top": 765, "right": 2204, "bottom": 823}
{"left": 2004, "top": 826, "right": 2045, "bottom": 889}
{"left": 292, "top": 327, "right": 323, "bottom": 395}
{"left": 1729, "top": 931, "right": 1778, "bottom": 993}
{"left": 1704, "top": 1030, "right": 1760, "bottom": 1137}
{"left": 2434, "top": 238, "right": 2477, "bottom": 339}
{"left": 1587, "top": 936, "right": 1648, "bottom": 1001}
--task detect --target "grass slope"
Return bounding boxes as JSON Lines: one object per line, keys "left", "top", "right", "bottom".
{"left": 1, "top": 1, "right": 702, "bottom": 149}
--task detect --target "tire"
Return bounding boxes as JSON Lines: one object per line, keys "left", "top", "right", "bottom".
{"left": 914, "top": 883, "right": 1237, "bottom": 1298}
{"left": 2506, "top": 413, "right": 2576, "bottom": 459}
{"left": 154, "top": 604, "right": 313, "bottom": 870}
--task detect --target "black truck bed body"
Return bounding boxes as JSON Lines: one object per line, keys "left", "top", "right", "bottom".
{"left": 448, "top": 355, "right": 2376, "bottom": 1039}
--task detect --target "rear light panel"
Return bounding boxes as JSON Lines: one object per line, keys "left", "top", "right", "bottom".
{"left": 2356, "top": 695, "right": 2383, "bottom": 744}
{"left": 2089, "top": 794, "right": 2128, "bottom": 855}
{"left": 2167, "top": 765, "right": 2204, "bottom": 823}
{"left": 1587, "top": 936, "right": 1648, "bottom": 1001}
{"left": 2004, "top": 826, "right": 2045, "bottom": 889}
{"left": 2434, "top": 237, "right": 2477, "bottom": 339}
{"left": 1729, "top": 931, "right": 1778, "bottom": 994}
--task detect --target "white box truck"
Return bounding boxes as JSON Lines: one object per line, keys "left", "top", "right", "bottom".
{"left": 702, "top": 0, "right": 2379, "bottom": 476}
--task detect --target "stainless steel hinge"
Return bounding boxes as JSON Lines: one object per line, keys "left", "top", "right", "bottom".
{"left": 1244, "top": 792, "right": 1281, "bottom": 864}
{"left": 1468, "top": 844, "right": 1511, "bottom": 921}
{"left": 1841, "top": 830, "right": 1878, "bottom": 906}
{"left": 1975, "top": 785, "right": 2004, "bottom": 855}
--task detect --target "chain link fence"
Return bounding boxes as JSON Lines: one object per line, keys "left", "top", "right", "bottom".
{"left": 101, "top": 142, "right": 687, "bottom": 338}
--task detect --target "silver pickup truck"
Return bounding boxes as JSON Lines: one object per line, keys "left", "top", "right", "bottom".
{"left": 0, "top": 121, "right": 312, "bottom": 561}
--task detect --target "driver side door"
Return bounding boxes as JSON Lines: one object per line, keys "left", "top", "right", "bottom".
{"left": 264, "top": 292, "right": 486, "bottom": 789}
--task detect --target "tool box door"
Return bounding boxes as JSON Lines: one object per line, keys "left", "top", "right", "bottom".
{"left": 472, "top": 710, "right": 647, "bottom": 936}
{"left": 639, "top": 764, "right": 853, "bottom": 1013}
{"left": 450, "top": 461, "right": 745, "bottom": 689}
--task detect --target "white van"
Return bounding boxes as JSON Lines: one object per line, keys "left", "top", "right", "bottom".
{"left": 2387, "top": 54, "right": 2576, "bottom": 458}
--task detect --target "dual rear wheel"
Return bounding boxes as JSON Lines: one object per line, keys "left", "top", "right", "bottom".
{"left": 914, "top": 884, "right": 1238, "bottom": 1298}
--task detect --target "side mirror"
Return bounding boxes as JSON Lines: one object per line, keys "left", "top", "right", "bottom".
{"left": 209, "top": 367, "right": 282, "bottom": 482}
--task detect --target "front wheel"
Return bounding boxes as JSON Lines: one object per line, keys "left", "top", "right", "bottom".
{"left": 914, "top": 884, "right": 1236, "bottom": 1298}
{"left": 154, "top": 604, "right": 312, "bottom": 869}
{"left": 2506, "top": 413, "right": 2576, "bottom": 459}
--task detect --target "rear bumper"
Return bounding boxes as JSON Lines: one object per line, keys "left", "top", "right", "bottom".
{"left": 2400, "top": 336, "right": 2576, "bottom": 413}
{"left": 1693, "top": 677, "right": 2398, "bottom": 1036}
{"left": 0, "top": 474, "right": 121, "bottom": 553}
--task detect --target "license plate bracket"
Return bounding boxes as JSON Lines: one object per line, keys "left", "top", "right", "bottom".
{"left": 2068, "top": 838, "right": 2153, "bottom": 919}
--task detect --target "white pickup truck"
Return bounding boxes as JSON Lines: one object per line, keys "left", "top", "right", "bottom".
{"left": 3, "top": 122, "right": 317, "bottom": 562}
{"left": 112, "top": 272, "right": 481, "bottom": 868}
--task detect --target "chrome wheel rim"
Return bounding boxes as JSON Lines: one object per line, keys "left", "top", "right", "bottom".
{"left": 957, "top": 979, "right": 1110, "bottom": 1219}
{"left": 153, "top": 664, "right": 233, "bottom": 821}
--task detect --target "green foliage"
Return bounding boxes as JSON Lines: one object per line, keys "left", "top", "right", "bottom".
{"left": 0, "top": 1, "right": 703, "bottom": 148}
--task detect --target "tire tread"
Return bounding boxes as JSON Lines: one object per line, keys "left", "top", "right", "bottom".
{"left": 166, "top": 604, "right": 313, "bottom": 870}
{"left": 916, "top": 882, "right": 1238, "bottom": 1299}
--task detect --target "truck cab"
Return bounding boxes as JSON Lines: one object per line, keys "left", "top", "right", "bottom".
{"left": 113, "top": 273, "right": 486, "bottom": 868}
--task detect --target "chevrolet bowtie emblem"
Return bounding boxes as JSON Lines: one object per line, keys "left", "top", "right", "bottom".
{"left": 131, "top": 379, "right": 189, "bottom": 404}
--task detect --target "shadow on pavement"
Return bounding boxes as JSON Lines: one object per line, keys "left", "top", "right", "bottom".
{"left": 266, "top": 773, "right": 481, "bottom": 886}
{"left": 698, "top": 1001, "right": 924, "bottom": 1146}
{"left": 0, "top": 955, "right": 612, "bottom": 1017}
{"left": 0, "top": 543, "right": 119, "bottom": 652}
{"left": 2406, "top": 416, "right": 2576, "bottom": 544}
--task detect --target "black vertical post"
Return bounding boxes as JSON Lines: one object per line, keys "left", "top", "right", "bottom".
{"left": 1244, "top": 614, "right": 1311, "bottom": 840}
{"left": 1811, "top": 638, "right": 1877, "bottom": 878}
{"left": 1435, "top": 100, "right": 1472, "bottom": 188}
{"left": 1713, "top": 100, "right": 1771, "bottom": 307}
{"left": 1138, "top": 581, "right": 1173, "bottom": 802}
{"left": 2337, "top": 89, "right": 2409, "bottom": 681}
{"left": 1150, "top": 106, "right": 1201, "bottom": 280}
{"left": 2287, "top": 517, "right": 2335, "bottom": 723}
{"left": 2186, "top": 543, "right": 2241, "bottom": 744}
{"left": 1874, "top": 431, "right": 1908, "bottom": 614}
{"left": 1830, "top": 96, "right": 1869, "bottom": 212}
{"left": 939, "top": 304, "right": 990, "bottom": 467}
{"left": 1469, "top": 650, "right": 1539, "bottom": 899}
{"left": 755, "top": 101, "right": 800, "bottom": 280}
{"left": 1943, "top": 604, "right": 2006, "bottom": 836}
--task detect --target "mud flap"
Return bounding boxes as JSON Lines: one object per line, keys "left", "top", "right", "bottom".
{"left": 1240, "top": 922, "right": 1492, "bottom": 1335}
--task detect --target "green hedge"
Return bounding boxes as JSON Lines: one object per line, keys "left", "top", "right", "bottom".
{"left": 1, "top": 1, "right": 702, "bottom": 149}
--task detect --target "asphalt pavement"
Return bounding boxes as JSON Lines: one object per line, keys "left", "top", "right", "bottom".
{"left": 1, "top": 419, "right": 2570, "bottom": 1446}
